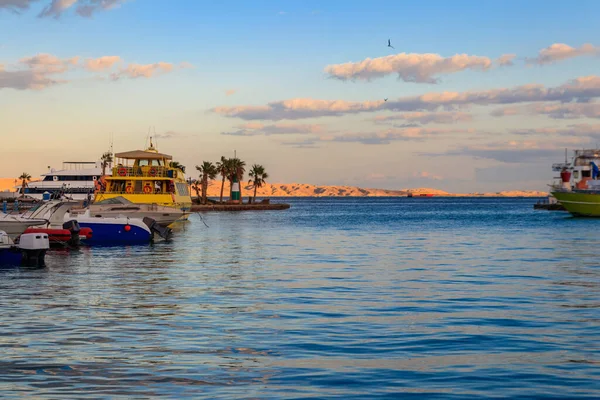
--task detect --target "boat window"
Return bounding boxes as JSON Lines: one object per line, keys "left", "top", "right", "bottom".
{"left": 583, "top": 170, "right": 591, "bottom": 178}
{"left": 574, "top": 171, "right": 580, "bottom": 179}
{"left": 43, "top": 176, "right": 53, "bottom": 181}
{"left": 139, "top": 159, "right": 149, "bottom": 167}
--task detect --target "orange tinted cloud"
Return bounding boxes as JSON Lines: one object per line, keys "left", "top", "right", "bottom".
{"left": 324, "top": 52, "right": 493, "bottom": 83}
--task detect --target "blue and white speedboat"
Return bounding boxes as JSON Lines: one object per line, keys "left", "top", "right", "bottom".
{"left": 65, "top": 210, "right": 153, "bottom": 245}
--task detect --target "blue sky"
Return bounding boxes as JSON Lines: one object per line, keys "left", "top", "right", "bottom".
{"left": 1, "top": 0, "right": 600, "bottom": 192}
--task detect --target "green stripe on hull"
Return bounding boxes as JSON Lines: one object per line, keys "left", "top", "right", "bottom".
{"left": 551, "top": 191, "right": 600, "bottom": 217}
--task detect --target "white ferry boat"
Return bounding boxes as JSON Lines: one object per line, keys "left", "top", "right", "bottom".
{"left": 19, "top": 161, "right": 111, "bottom": 201}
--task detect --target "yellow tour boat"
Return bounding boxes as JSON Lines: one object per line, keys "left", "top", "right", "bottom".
{"left": 94, "top": 142, "right": 192, "bottom": 219}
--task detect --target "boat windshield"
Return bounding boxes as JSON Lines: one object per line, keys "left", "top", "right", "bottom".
{"left": 94, "top": 196, "right": 133, "bottom": 205}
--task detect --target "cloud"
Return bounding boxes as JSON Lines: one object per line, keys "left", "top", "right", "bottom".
{"left": 110, "top": 62, "right": 174, "bottom": 80}
{"left": 212, "top": 75, "right": 600, "bottom": 121}
{"left": 225, "top": 89, "right": 237, "bottom": 96}
{"left": 20, "top": 53, "right": 79, "bottom": 73}
{"left": 75, "top": 0, "right": 123, "bottom": 17}
{"left": 324, "top": 52, "right": 493, "bottom": 83}
{"left": 0, "top": 0, "right": 37, "bottom": 12}
{"left": 527, "top": 43, "right": 600, "bottom": 65}
{"left": 280, "top": 138, "right": 319, "bottom": 148}
{"left": 413, "top": 171, "right": 443, "bottom": 180}
{"left": 496, "top": 54, "right": 516, "bottom": 66}
{"left": 1, "top": 52, "right": 75, "bottom": 90}
{"left": 222, "top": 122, "right": 324, "bottom": 136}
{"left": 321, "top": 127, "right": 473, "bottom": 145}
{"left": 33, "top": 0, "right": 124, "bottom": 18}
{"left": 153, "top": 130, "right": 179, "bottom": 140}
{"left": 492, "top": 102, "right": 600, "bottom": 119}
{"left": 490, "top": 106, "right": 520, "bottom": 117}
{"left": 179, "top": 61, "right": 194, "bottom": 69}
{"left": 510, "top": 123, "right": 600, "bottom": 137}
{"left": 38, "top": 0, "right": 76, "bottom": 17}
{"left": 426, "top": 138, "right": 591, "bottom": 163}
{"left": 84, "top": 55, "right": 120, "bottom": 71}
{"left": 213, "top": 99, "right": 384, "bottom": 120}
{"left": 372, "top": 111, "right": 473, "bottom": 124}
{"left": 0, "top": 69, "right": 63, "bottom": 90}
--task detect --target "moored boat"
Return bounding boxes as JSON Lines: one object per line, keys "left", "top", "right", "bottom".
{"left": 93, "top": 140, "right": 192, "bottom": 220}
{"left": 0, "top": 230, "right": 49, "bottom": 267}
{"left": 550, "top": 149, "right": 600, "bottom": 216}
{"left": 21, "top": 200, "right": 92, "bottom": 247}
{"left": 17, "top": 161, "right": 109, "bottom": 201}
{"left": 72, "top": 196, "right": 184, "bottom": 227}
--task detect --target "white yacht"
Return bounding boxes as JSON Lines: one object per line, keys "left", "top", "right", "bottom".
{"left": 19, "top": 161, "right": 111, "bottom": 201}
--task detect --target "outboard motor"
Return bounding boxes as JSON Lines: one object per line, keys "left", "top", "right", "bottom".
{"left": 143, "top": 217, "right": 172, "bottom": 241}
{"left": 63, "top": 220, "right": 81, "bottom": 247}
{"left": 18, "top": 233, "right": 49, "bottom": 268}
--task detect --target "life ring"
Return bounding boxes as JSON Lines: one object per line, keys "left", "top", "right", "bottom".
{"left": 143, "top": 185, "right": 152, "bottom": 194}
{"left": 125, "top": 186, "right": 134, "bottom": 194}
{"left": 149, "top": 167, "right": 157, "bottom": 177}
{"left": 118, "top": 167, "right": 127, "bottom": 177}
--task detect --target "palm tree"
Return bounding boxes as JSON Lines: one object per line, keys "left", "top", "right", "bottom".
{"left": 195, "top": 161, "right": 218, "bottom": 204}
{"left": 170, "top": 161, "right": 186, "bottom": 174}
{"left": 100, "top": 151, "right": 113, "bottom": 176}
{"left": 190, "top": 179, "right": 202, "bottom": 204}
{"left": 228, "top": 158, "right": 246, "bottom": 202}
{"left": 248, "top": 164, "right": 268, "bottom": 204}
{"left": 215, "top": 156, "right": 230, "bottom": 204}
{"left": 18, "top": 172, "right": 31, "bottom": 197}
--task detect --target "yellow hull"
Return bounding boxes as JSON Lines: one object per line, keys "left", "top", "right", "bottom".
{"left": 94, "top": 193, "right": 192, "bottom": 213}
{"left": 551, "top": 190, "right": 600, "bottom": 217}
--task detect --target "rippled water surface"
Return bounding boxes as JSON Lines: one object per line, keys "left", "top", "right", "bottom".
{"left": 1, "top": 197, "right": 600, "bottom": 398}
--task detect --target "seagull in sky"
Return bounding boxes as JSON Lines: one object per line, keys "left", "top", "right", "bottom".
{"left": 384, "top": 98, "right": 388, "bottom": 102}
{"left": 387, "top": 39, "right": 394, "bottom": 49}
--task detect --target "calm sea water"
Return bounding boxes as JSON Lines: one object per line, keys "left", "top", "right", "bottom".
{"left": 1, "top": 197, "right": 599, "bottom": 399}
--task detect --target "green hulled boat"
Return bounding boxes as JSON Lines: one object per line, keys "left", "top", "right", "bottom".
{"left": 551, "top": 190, "right": 600, "bottom": 217}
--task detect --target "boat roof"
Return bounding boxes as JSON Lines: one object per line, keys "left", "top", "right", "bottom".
{"left": 41, "top": 168, "right": 104, "bottom": 176}
{"left": 114, "top": 150, "right": 172, "bottom": 160}
{"left": 94, "top": 196, "right": 133, "bottom": 205}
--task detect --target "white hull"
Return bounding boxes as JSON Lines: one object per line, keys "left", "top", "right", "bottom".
{"left": 0, "top": 215, "right": 48, "bottom": 239}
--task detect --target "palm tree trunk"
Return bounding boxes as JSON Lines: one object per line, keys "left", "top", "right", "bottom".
{"left": 253, "top": 184, "right": 257, "bottom": 204}
{"left": 238, "top": 173, "right": 243, "bottom": 204}
{"left": 202, "top": 175, "right": 208, "bottom": 204}
{"left": 219, "top": 176, "right": 225, "bottom": 203}
{"left": 194, "top": 186, "right": 201, "bottom": 204}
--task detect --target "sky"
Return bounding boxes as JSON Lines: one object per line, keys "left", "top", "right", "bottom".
{"left": 1, "top": 0, "right": 600, "bottom": 192}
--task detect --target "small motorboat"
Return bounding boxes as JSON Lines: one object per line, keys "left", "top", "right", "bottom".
{"left": 74, "top": 196, "right": 185, "bottom": 226}
{"left": 0, "top": 230, "right": 49, "bottom": 267}
{"left": 0, "top": 213, "right": 48, "bottom": 239}
{"left": 65, "top": 210, "right": 171, "bottom": 245}
{"left": 21, "top": 200, "right": 92, "bottom": 247}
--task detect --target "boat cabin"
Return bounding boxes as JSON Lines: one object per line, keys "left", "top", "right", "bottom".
{"left": 98, "top": 145, "right": 189, "bottom": 198}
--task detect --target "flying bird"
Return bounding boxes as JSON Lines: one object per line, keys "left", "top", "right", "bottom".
{"left": 387, "top": 39, "right": 394, "bottom": 49}
{"left": 384, "top": 98, "right": 388, "bottom": 102}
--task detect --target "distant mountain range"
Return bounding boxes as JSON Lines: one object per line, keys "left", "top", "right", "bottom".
{"left": 204, "top": 180, "right": 547, "bottom": 198}
{"left": 0, "top": 177, "right": 546, "bottom": 198}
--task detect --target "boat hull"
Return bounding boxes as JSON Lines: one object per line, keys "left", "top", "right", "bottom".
{"left": 551, "top": 190, "right": 600, "bottom": 216}
{"left": 75, "top": 221, "right": 151, "bottom": 245}
{"left": 0, "top": 247, "right": 23, "bottom": 266}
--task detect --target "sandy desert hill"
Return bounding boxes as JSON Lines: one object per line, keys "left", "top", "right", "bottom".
{"left": 0, "top": 177, "right": 546, "bottom": 197}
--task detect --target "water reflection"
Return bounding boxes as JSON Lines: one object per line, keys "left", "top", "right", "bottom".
{"left": 0, "top": 199, "right": 599, "bottom": 398}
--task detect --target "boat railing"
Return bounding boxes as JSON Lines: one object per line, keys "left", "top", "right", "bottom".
{"left": 111, "top": 166, "right": 177, "bottom": 178}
